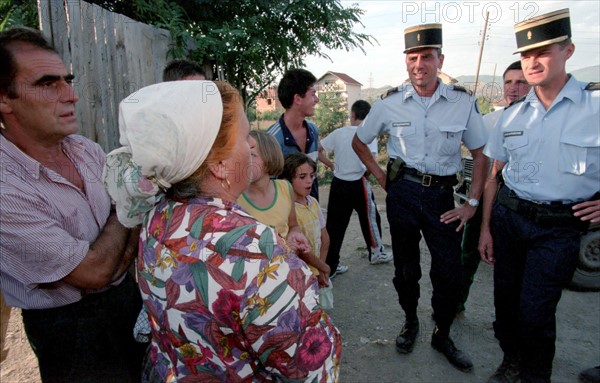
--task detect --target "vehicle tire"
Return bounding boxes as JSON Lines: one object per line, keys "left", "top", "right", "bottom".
{"left": 568, "top": 228, "right": 600, "bottom": 292}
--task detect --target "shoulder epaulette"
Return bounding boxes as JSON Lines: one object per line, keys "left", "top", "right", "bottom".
{"left": 504, "top": 96, "right": 526, "bottom": 110}
{"left": 585, "top": 82, "right": 600, "bottom": 91}
{"left": 452, "top": 85, "right": 473, "bottom": 96}
{"left": 381, "top": 87, "right": 399, "bottom": 100}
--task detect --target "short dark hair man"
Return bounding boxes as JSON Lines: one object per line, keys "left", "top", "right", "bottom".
{"left": 0, "top": 27, "right": 145, "bottom": 381}
{"left": 267, "top": 68, "right": 320, "bottom": 200}
{"left": 353, "top": 23, "right": 488, "bottom": 373}
{"left": 479, "top": 8, "right": 599, "bottom": 383}
{"left": 163, "top": 58, "right": 206, "bottom": 81}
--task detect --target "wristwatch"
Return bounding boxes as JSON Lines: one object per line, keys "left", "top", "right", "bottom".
{"left": 467, "top": 198, "right": 479, "bottom": 207}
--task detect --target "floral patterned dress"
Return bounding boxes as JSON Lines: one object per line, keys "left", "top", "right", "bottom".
{"left": 138, "top": 196, "right": 341, "bottom": 382}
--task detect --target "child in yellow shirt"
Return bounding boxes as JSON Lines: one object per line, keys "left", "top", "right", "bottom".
{"left": 282, "top": 153, "right": 331, "bottom": 288}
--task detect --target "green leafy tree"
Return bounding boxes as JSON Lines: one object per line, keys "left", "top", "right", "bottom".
{"left": 314, "top": 88, "right": 348, "bottom": 136}
{"left": 85, "top": 0, "right": 375, "bottom": 107}
{"left": 477, "top": 96, "right": 494, "bottom": 115}
{"left": 13, "top": 0, "right": 373, "bottom": 107}
{"left": 1, "top": 0, "right": 38, "bottom": 31}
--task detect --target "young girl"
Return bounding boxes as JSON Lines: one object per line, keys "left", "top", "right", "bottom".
{"left": 282, "top": 153, "right": 331, "bottom": 287}
{"left": 238, "top": 131, "right": 327, "bottom": 283}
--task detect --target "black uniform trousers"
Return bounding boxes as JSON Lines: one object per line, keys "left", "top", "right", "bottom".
{"left": 22, "top": 273, "right": 146, "bottom": 383}
{"left": 458, "top": 203, "right": 483, "bottom": 310}
{"left": 491, "top": 202, "right": 581, "bottom": 381}
{"left": 386, "top": 177, "right": 463, "bottom": 333}
{"left": 325, "top": 176, "right": 383, "bottom": 272}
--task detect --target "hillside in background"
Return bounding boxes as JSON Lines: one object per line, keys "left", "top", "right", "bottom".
{"left": 361, "top": 65, "right": 599, "bottom": 99}
{"left": 455, "top": 65, "right": 599, "bottom": 86}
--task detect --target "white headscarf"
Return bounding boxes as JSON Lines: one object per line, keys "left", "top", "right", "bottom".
{"left": 103, "top": 81, "right": 223, "bottom": 227}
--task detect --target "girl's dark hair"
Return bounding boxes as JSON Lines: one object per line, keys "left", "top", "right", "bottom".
{"left": 281, "top": 152, "right": 316, "bottom": 181}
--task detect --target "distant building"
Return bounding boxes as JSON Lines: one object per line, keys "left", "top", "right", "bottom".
{"left": 316, "top": 71, "right": 363, "bottom": 114}
{"left": 255, "top": 86, "right": 281, "bottom": 115}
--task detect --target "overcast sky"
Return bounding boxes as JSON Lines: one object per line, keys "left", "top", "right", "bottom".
{"left": 304, "top": 0, "right": 600, "bottom": 88}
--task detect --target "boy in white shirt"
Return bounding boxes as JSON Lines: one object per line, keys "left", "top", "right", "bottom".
{"left": 318, "top": 100, "right": 392, "bottom": 277}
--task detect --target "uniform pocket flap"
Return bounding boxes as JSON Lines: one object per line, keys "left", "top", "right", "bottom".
{"left": 560, "top": 134, "right": 600, "bottom": 148}
{"left": 503, "top": 133, "right": 528, "bottom": 150}
{"left": 439, "top": 125, "right": 466, "bottom": 134}
{"left": 390, "top": 124, "right": 416, "bottom": 137}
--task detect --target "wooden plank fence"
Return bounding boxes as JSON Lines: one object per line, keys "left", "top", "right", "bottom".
{"left": 37, "top": 0, "right": 172, "bottom": 152}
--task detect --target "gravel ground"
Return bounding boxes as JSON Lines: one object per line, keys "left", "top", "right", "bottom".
{"left": 1, "top": 184, "right": 599, "bottom": 383}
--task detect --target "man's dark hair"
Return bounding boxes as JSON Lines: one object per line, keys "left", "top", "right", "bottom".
{"left": 281, "top": 152, "right": 317, "bottom": 181}
{"left": 277, "top": 68, "right": 317, "bottom": 109}
{"left": 351, "top": 100, "right": 371, "bottom": 121}
{"left": 0, "top": 27, "right": 55, "bottom": 98}
{"left": 502, "top": 61, "right": 522, "bottom": 80}
{"left": 162, "top": 59, "right": 206, "bottom": 82}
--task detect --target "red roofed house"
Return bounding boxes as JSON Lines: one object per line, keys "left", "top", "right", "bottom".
{"left": 316, "top": 71, "right": 363, "bottom": 115}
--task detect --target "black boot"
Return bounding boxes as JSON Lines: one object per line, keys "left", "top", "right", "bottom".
{"left": 579, "top": 366, "right": 600, "bottom": 383}
{"left": 395, "top": 318, "right": 419, "bottom": 354}
{"left": 431, "top": 327, "right": 473, "bottom": 372}
{"left": 487, "top": 354, "right": 520, "bottom": 383}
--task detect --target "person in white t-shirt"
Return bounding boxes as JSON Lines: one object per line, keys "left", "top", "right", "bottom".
{"left": 318, "top": 100, "right": 393, "bottom": 277}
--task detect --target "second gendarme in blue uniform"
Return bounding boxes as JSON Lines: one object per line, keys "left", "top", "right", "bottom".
{"left": 480, "top": 8, "right": 600, "bottom": 383}
{"left": 353, "top": 22, "right": 488, "bottom": 373}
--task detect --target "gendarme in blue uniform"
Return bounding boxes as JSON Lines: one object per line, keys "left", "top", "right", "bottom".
{"left": 483, "top": 75, "right": 599, "bottom": 380}
{"left": 267, "top": 115, "right": 320, "bottom": 200}
{"left": 355, "top": 78, "right": 487, "bottom": 338}
{"left": 357, "top": 80, "right": 487, "bottom": 175}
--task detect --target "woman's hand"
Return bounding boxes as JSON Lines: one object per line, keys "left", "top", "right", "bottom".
{"left": 317, "top": 273, "right": 330, "bottom": 288}
{"left": 287, "top": 230, "right": 310, "bottom": 254}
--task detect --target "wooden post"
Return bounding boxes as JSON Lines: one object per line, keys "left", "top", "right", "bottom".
{"left": 473, "top": 11, "right": 489, "bottom": 96}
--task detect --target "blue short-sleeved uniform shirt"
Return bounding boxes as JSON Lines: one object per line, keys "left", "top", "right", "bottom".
{"left": 356, "top": 80, "right": 487, "bottom": 176}
{"left": 484, "top": 76, "right": 600, "bottom": 203}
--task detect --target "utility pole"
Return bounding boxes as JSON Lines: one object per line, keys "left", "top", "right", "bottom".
{"left": 490, "top": 63, "right": 498, "bottom": 106}
{"left": 368, "top": 72, "right": 375, "bottom": 103}
{"left": 473, "top": 11, "right": 489, "bottom": 96}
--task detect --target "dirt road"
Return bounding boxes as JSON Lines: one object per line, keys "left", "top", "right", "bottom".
{"left": 321, "top": 184, "right": 600, "bottom": 383}
{"left": 1, "top": 184, "right": 599, "bottom": 382}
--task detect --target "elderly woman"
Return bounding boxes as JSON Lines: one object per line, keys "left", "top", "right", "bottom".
{"left": 103, "top": 81, "right": 341, "bottom": 382}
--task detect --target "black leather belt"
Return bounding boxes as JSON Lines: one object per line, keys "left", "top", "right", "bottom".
{"left": 496, "top": 186, "right": 588, "bottom": 230}
{"left": 401, "top": 167, "right": 458, "bottom": 187}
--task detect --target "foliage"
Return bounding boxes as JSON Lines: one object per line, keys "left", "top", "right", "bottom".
{"left": 15, "top": 0, "right": 373, "bottom": 108}
{"left": 477, "top": 96, "right": 494, "bottom": 115}
{"left": 258, "top": 109, "right": 283, "bottom": 122}
{"left": 86, "top": 0, "right": 375, "bottom": 107}
{"left": 246, "top": 103, "right": 257, "bottom": 122}
{"left": 1, "top": 0, "right": 38, "bottom": 31}
{"left": 314, "top": 89, "right": 348, "bottom": 136}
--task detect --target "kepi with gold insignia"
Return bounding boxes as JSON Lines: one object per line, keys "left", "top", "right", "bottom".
{"left": 403, "top": 23, "right": 442, "bottom": 53}
{"left": 513, "top": 8, "right": 571, "bottom": 53}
